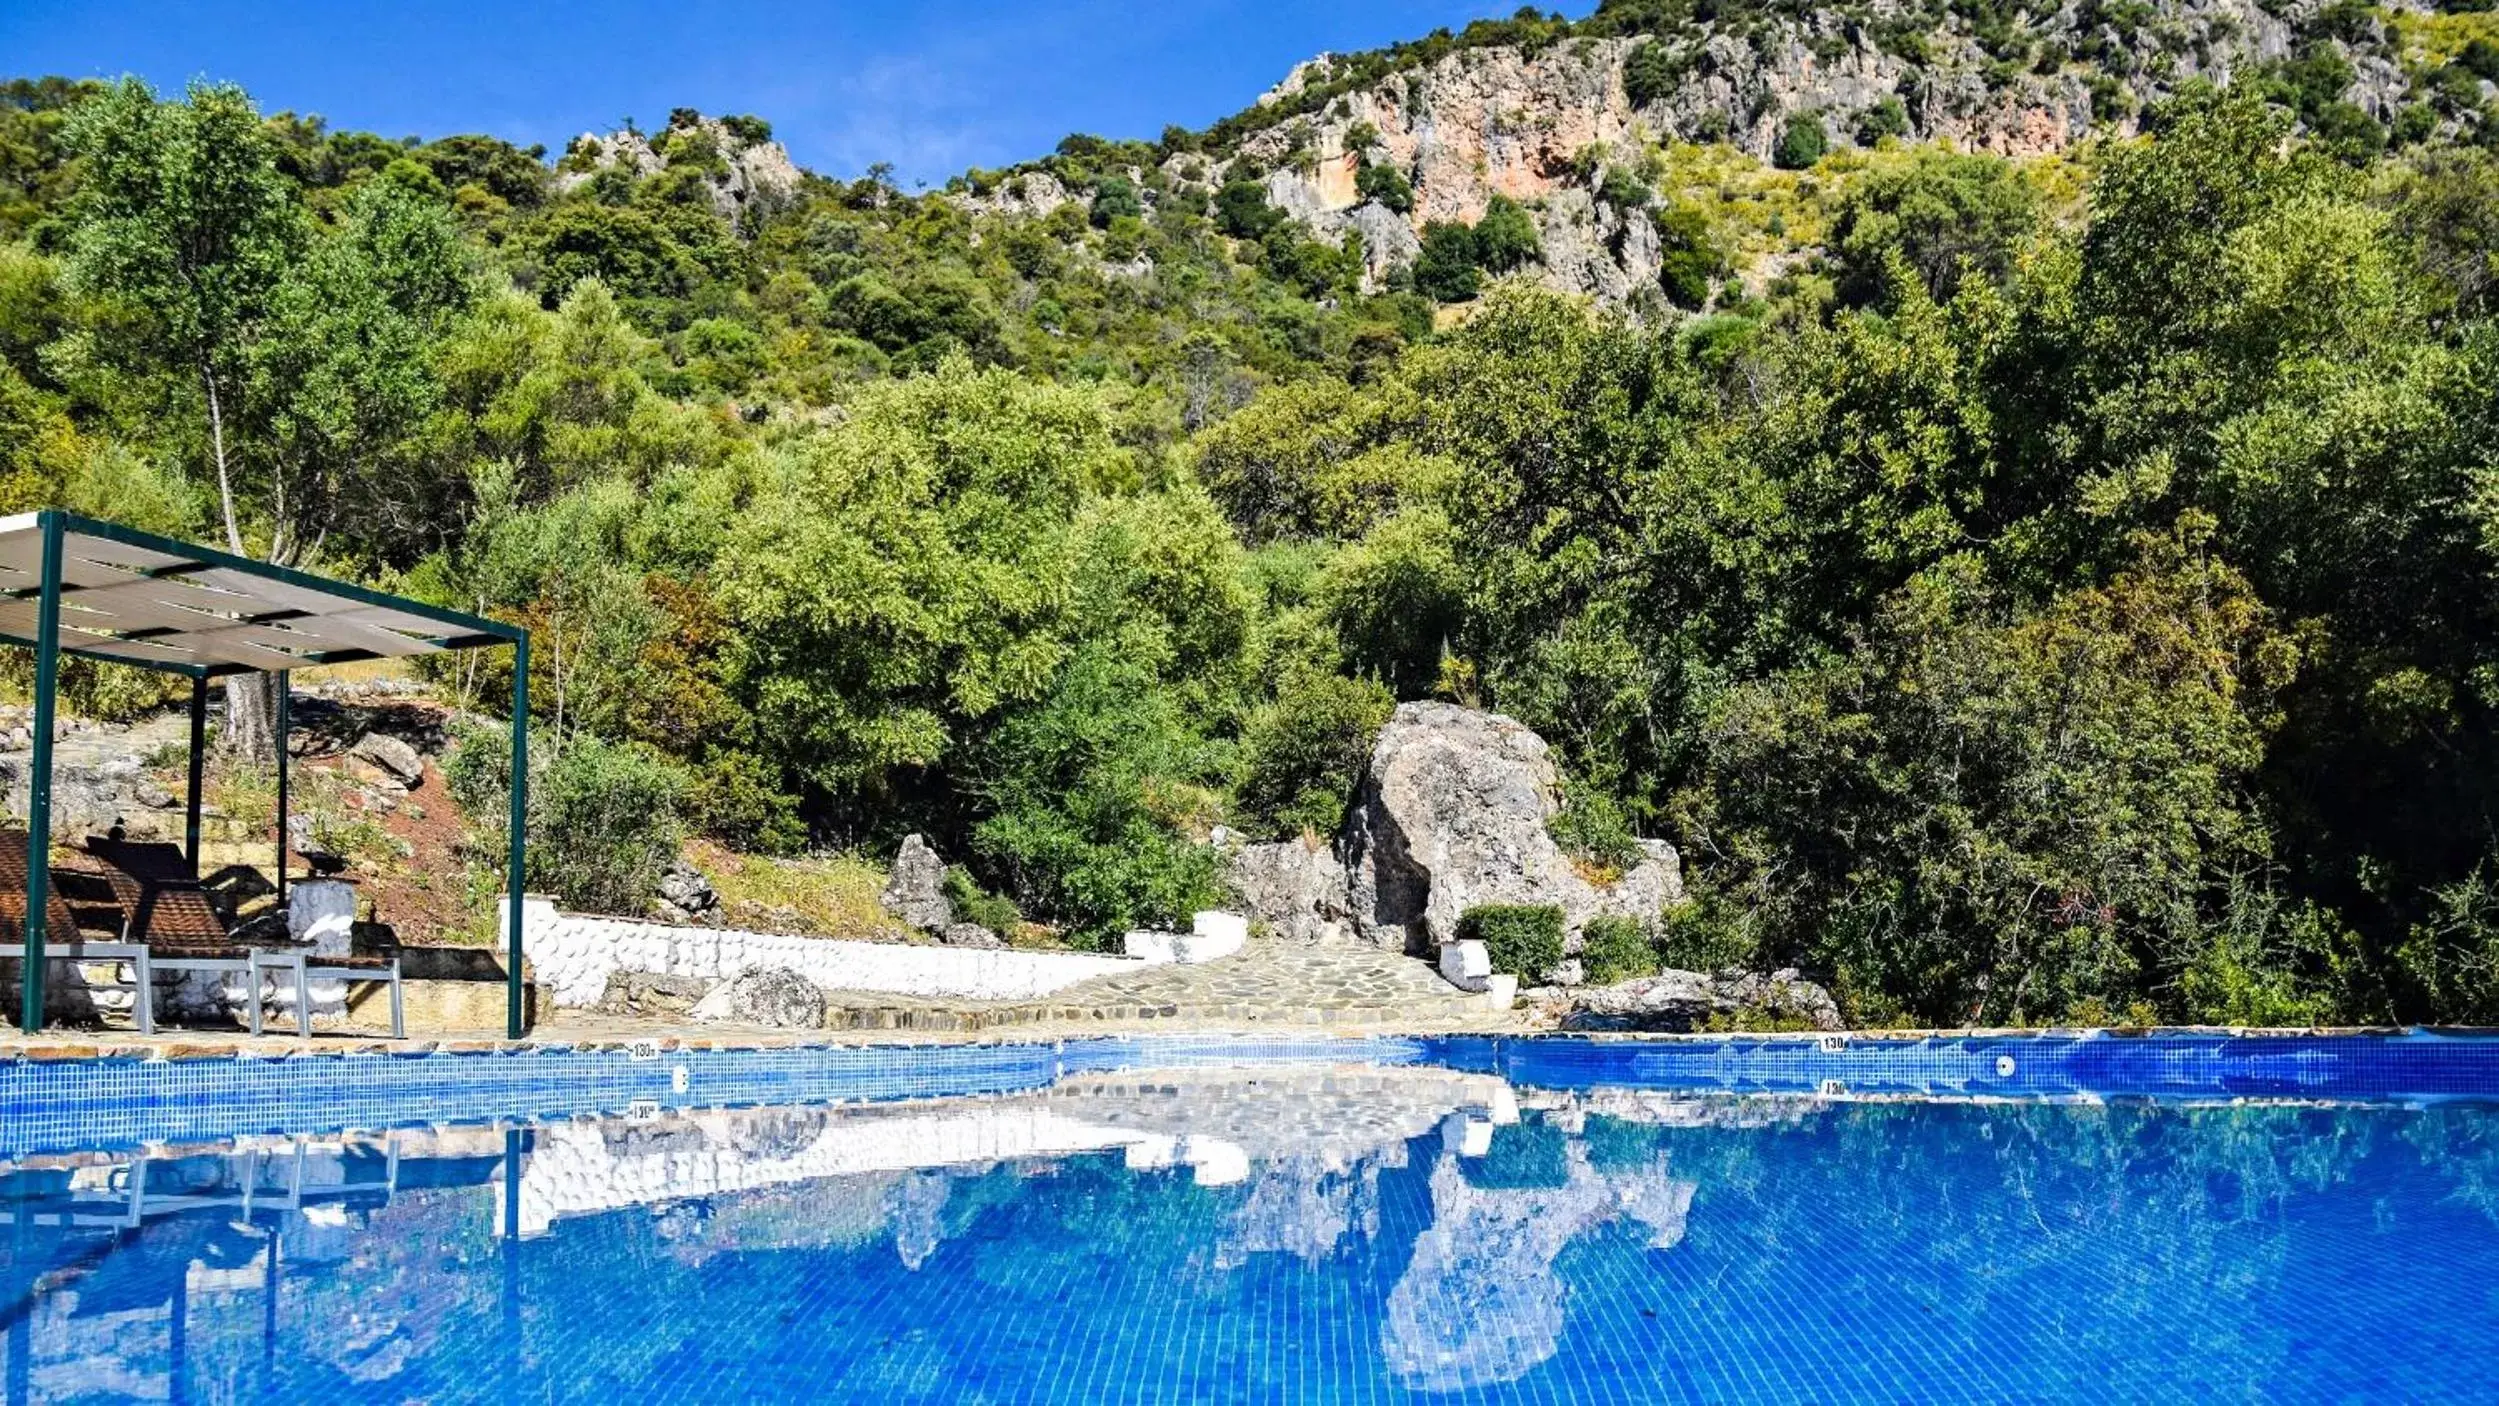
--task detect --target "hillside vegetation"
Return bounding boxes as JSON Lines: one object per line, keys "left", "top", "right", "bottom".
{"left": 3, "top": 17, "right": 2499, "bottom": 1025}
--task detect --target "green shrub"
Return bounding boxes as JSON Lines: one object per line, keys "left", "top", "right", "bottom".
{"left": 1654, "top": 202, "right": 1723, "bottom": 309}
{"left": 1547, "top": 788, "right": 1643, "bottom": 877}
{"left": 1854, "top": 96, "right": 1911, "bottom": 145}
{"left": 1657, "top": 888, "right": 1758, "bottom": 973}
{"left": 1473, "top": 194, "right": 1541, "bottom": 272}
{"left": 1622, "top": 40, "right": 1682, "bottom": 110}
{"left": 1356, "top": 160, "right": 1414, "bottom": 213}
{"left": 1238, "top": 670, "right": 1393, "bottom": 837}
{"left": 1774, "top": 111, "right": 1828, "bottom": 169}
{"left": 449, "top": 729, "right": 689, "bottom": 916}
{"left": 1579, "top": 914, "right": 1660, "bottom": 985}
{"left": 1213, "top": 179, "right": 1284, "bottom": 240}
{"left": 1090, "top": 175, "right": 1143, "bottom": 227}
{"left": 1460, "top": 903, "right": 1565, "bottom": 978}
{"left": 943, "top": 865, "right": 1024, "bottom": 934}
{"left": 1595, "top": 165, "right": 1652, "bottom": 211}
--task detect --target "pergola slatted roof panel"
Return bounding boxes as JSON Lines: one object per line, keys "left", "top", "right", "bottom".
{"left": 0, "top": 512, "right": 520, "bottom": 677}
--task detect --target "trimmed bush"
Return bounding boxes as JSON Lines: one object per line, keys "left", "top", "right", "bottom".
{"left": 1460, "top": 903, "right": 1565, "bottom": 978}
{"left": 1579, "top": 914, "right": 1659, "bottom": 985}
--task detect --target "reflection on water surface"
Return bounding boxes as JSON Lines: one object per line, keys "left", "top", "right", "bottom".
{"left": 6, "top": 1064, "right": 2498, "bottom": 1402}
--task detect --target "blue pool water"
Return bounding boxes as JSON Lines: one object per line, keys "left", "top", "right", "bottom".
{"left": 4, "top": 1032, "right": 2498, "bottom": 1402}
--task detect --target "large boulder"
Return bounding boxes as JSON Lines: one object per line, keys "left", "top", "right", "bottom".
{"left": 1340, "top": 702, "right": 1683, "bottom": 955}
{"left": 689, "top": 966, "right": 826, "bottom": 1028}
{"left": 1223, "top": 834, "right": 1351, "bottom": 944}
{"left": 879, "top": 833, "right": 953, "bottom": 932}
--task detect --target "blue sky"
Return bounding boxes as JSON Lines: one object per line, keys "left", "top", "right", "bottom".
{"left": 3, "top": 1, "right": 1542, "bottom": 184}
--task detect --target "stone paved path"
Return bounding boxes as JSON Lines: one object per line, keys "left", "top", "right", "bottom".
{"left": 819, "top": 939, "right": 1501, "bottom": 1033}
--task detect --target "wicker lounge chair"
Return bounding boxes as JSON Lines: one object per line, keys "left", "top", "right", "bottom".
{"left": 0, "top": 829, "right": 154, "bottom": 1030}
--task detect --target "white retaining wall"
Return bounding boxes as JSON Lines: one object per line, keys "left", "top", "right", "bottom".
{"left": 506, "top": 896, "right": 1158, "bottom": 1008}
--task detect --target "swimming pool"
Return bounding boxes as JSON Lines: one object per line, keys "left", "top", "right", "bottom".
{"left": 4, "top": 1031, "right": 2496, "bottom": 1402}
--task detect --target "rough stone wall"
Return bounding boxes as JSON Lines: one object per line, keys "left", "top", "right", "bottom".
{"left": 513, "top": 897, "right": 1154, "bottom": 1007}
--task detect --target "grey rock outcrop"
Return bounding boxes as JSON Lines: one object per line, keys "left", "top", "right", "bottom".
{"left": 1223, "top": 834, "right": 1351, "bottom": 945}
{"left": 689, "top": 966, "right": 826, "bottom": 1028}
{"left": 1195, "top": 0, "right": 2379, "bottom": 308}
{"left": 939, "top": 921, "right": 1004, "bottom": 949}
{"left": 879, "top": 833, "right": 954, "bottom": 933}
{"left": 656, "top": 860, "right": 720, "bottom": 924}
{"left": 1340, "top": 702, "right": 1682, "bottom": 955}
{"left": 555, "top": 115, "right": 799, "bottom": 225}
{"left": 347, "top": 731, "right": 425, "bottom": 788}
{"left": 1552, "top": 967, "right": 1842, "bottom": 1032}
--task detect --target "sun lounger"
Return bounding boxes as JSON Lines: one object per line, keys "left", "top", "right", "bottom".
{"left": 83, "top": 837, "right": 403, "bottom": 1039}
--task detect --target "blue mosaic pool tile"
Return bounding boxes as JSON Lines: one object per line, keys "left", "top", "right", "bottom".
{"left": 5, "top": 1029, "right": 2498, "bottom": 1161}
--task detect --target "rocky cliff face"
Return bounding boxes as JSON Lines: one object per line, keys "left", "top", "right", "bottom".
{"left": 557, "top": 115, "right": 800, "bottom": 225}
{"left": 1150, "top": 0, "right": 2427, "bottom": 305}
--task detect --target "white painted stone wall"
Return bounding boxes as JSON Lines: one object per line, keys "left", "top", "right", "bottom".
{"left": 1122, "top": 909, "right": 1249, "bottom": 965}
{"left": 504, "top": 895, "right": 1163, "bottom": 1008}
{"left": 514, "top": 1104, "right": 1193, "bottom": 1237}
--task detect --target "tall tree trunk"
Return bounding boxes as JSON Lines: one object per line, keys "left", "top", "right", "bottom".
{"left": 202, "top": 359, "right": 283, "bottom": 764}
{"left": 222, "top": 672, "right": 279, "bottom": 763}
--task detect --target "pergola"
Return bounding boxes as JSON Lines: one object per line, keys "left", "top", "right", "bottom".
{"left": 0, "top": 510, "right": 530, "bottom": 1037}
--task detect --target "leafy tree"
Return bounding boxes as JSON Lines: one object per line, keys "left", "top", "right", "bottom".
{"left": 1829, "top": 151, "right": 2038, "bottom": 304}
{"left": 1653, "top": 202, "right": 1723, "bottom": 308}
{"left": 1213, "top": 179, "right": 1285, "bottom": 240}
{"left": 1683, "top": 527, "right": 2301, "bottom": 1025}
{"left": 716, "top": 359, "right": 1110, "bottom": 802}
{"left": 1473, "top": 194, "right": 1541, "bottom": 272}
{"left": 60, "top": 78, "right": 295, "bottom": 562}
{"left": 1413, "top": 220, "right": 1482, "bottom": 301}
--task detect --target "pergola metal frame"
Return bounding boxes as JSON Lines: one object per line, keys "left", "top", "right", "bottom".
{"left": 0, "top": 509, "right": 531, "bottom": 1038}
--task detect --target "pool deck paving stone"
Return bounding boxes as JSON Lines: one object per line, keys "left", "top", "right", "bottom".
{"left": 0, "top": 939, "right": 1528, "bottom": 1058}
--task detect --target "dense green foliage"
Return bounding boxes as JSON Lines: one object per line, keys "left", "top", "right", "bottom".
{"left": 7, "top": 67, "right": 2499, "bottom": 1021}
{"left": 1579, "top": 913, "right": 1661, "bottom": 985}
{"left": 1460, "top": 903, "right": 1568, "bottom": 978}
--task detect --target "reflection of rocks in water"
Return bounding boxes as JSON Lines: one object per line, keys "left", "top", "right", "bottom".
{"left": 1218, "top": 1157, "right": 1381, "bottom": 1267}
{"left": 1617, "top": 1172, "right": 1694, "bottom": 1249}
{"left": 1048, "top": 1065, "right": 1512, "bottom": 1167}
{"left": 1381, "top": 1124, "right": 1699, "bottom": 1392}
{"left": 886, "top": 1169, "right": 952, "bottom": 1270}
{"left": 1564, "top": 1087, "right": 1835, "bottom": 1131}
{"left": 723, "top": 1105, "right": 833, "bottom": 1159}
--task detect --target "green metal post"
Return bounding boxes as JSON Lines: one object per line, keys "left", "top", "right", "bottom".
{"left": 505, "top": 634, "right": 528, "bottom": 1040}
{"left": 184, "top": 676, "right": 207, "bottom": 880}
{"left": 273, "top": 674, "right": 289, "bottom": 909}
{"left": 19, "top": 512, "right": 61, "bottom": 1033}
